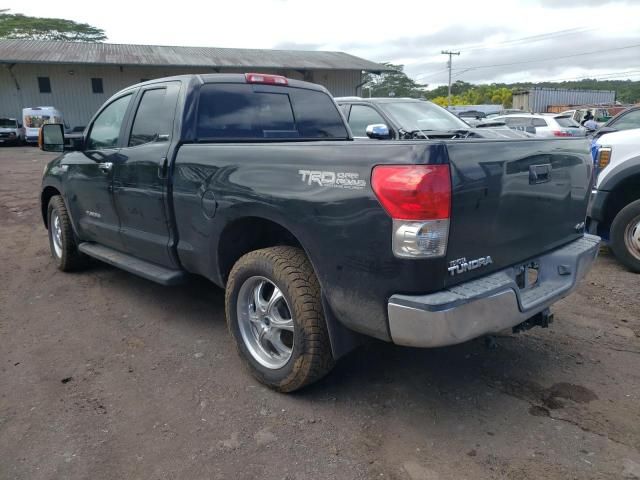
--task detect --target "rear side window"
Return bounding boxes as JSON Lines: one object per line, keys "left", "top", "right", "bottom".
{"left": 532, "top": 118, "right": 548, "bottom": 127}
{"left": 197, "top": 84, "right": 348, "bottom": 140}
{"left": 504, "top": 117, "right": 532, "bottom": 127}
{"left": 129, "top": 84, "right": 180, "bottom": 147}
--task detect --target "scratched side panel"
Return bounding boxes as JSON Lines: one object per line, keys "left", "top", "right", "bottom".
{"left": 172, "top": 141, "right": 446, "bottom": 340}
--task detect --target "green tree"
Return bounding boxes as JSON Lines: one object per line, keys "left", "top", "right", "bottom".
{"left": 361, "top": 63, "right": 428, "bottom": 98}
{"left": 0, "top": 11, "right": 106, "bottom": 42}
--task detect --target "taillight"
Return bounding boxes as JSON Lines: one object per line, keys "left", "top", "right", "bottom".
{"left": 371, "top": 165, "right": 451, "bottom": 258}
{"left": 245, "top": 73, "right": 288, "bottom": 85}
{"left": 552, "top": 130, "right": 572, "bottom": 137}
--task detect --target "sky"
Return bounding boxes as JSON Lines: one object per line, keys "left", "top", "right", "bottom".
{"left": 13, "top": 0, "right": 640, "bottom": 89}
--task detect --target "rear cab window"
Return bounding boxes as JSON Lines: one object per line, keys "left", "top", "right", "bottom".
{"left": 197, "top": 83, "right": 349, "bottom": 141}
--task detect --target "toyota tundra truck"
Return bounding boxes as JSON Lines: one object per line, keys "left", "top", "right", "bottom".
{"left": 39, "top": 73, "right": 600, "bottom": 392}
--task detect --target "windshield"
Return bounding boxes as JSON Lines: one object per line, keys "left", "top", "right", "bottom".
{"left": 555, "top": 116, "right": 581, "bottom": 128}
{"left": 381, "top": 101, "right": 468, "bottom": 132}
{"left": 24, "top": 115, "right": 49, "bottom": 128}
{"left": 0, "top": 118, "right": 17, "bottom": 128}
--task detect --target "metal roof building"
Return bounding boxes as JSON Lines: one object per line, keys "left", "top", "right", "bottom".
{"left": 513, "top": 87, "right": 616, "bottom": 113}
{"left": 0, "top": 39, "right": 389, "bottom": 127}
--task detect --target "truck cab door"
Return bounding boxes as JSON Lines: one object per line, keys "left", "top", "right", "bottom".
{"left": 62, "top": 92, "right": 135, "bottom": 250}
{"left": 113, "top": 82, "right": 181, "bottom": 268}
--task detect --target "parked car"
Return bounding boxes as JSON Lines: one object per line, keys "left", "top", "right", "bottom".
{"left": 40, "top": 73, "right": 599, "bottom": 392}
{"left": 335, "top": 97, "right": 529, "bottom": 139}
{"left": 491, "top": 113, "right": 586, "bottom": 137}
{"left": 588, "top": 128, "right": 640, "bottom": 271}
{"left": 593, "top": 106, "right": 640, "bottom": 140}
{"left": 0, "top": 117, "right": 25, "bottom": 145}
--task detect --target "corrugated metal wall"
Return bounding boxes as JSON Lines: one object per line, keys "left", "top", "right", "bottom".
{"left": 512, "top": 88, "right": 616, "bottom": 113}
{"left": 0, "top": 64, "right": 362, "bottom": 128}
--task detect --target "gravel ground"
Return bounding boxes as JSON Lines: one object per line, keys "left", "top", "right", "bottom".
{"left": 1, "top": 146, "right": 639, "bottom": 480}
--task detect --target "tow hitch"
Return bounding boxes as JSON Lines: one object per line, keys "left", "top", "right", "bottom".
{"left": 513, "top": 308, "right": 554, "bottom": 333}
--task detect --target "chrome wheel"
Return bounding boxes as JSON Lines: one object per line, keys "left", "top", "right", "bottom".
{"left": 237, "top": 276, "right": 294, "bottom": 369}
{"left": 624, "top": 215, "right": 640, "bottom": 261}
{"left": 51, "top": 211, "right": 63, "bottom": 258}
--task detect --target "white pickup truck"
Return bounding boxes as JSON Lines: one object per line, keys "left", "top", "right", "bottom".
{"left": 588, "top": 128, "right": 640, "bottom": 271}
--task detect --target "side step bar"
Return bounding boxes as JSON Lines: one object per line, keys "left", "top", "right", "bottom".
{"left": 78, "top": 243, "right": 186, "bottom": 286}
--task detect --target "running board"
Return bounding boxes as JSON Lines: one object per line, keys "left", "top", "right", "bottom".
{"left": 78, "top": 243, "right": 186, "bottom": 286}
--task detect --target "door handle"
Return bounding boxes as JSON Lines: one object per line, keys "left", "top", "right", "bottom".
{"left": 98, "top": 162, "right": 113, "bottom": 173}
{"left": 529, "top": 164, "right": 551, "bottom": 184}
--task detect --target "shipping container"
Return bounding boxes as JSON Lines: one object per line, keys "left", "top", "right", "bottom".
{"left": 512, "top": 88, "right": 616, "bottom": 113}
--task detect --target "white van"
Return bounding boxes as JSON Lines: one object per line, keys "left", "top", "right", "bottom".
{"left": 22, "top": 107, "right": 64, "bottom": 144}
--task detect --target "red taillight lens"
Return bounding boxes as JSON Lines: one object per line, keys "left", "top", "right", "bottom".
{"left": 552, "top": 130, "right": 572, "bottom": 137}
{"left": 371, "top": 165, "right": 451, "bottom": 220}
{"left": 244, "top": 73, "right": 288, "bottom": 85}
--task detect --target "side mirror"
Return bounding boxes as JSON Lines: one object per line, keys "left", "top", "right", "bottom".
{"left": 39, "top": 124, "right": 65, "bottom": 152}
{"left": 365, "top": 124, "right": 391, "bottom": 140}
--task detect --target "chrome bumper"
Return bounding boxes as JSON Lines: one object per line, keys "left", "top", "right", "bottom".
{"left": 387, "top": 234, "right": 600, "bottom": 348}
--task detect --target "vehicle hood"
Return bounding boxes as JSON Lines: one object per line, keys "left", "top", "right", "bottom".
{"left": 596, "top": 128, "right": 640, "bottom": 147}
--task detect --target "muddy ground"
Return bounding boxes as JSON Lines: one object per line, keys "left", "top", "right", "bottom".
{"left": 1, "top": 146, "right": 639, "bottom": 480}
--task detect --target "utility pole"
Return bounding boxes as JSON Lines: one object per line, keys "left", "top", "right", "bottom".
{"left": 441, "top": 50, "right": 460, "bottom": 106}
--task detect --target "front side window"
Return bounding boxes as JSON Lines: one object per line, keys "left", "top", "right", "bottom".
{"left": 87, "top": 94, "right": 132, "bottom": 150}
{"left": 129, "top": 85, "right": 179, "bottom": 147}
{"left": 197, "top": 84, "right": 348, "bottom": 140}
{"left": 348, "top": 105, "right": 386, "bottom": 137}
{"left": 611, "top": 110, "right": 640, "bottom": 130}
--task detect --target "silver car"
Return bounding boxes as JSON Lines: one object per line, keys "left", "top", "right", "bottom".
{"left": 491, "top": 113, "right": 586, "bottom": 138}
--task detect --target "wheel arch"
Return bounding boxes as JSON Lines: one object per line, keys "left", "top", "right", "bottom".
{"left": 216, "top": 215, "right": 363, "bottom": 360}
{"left": 41, "top": 186, "right": 61, "bottom": 228}
{"left": 216, "top": 216, "right": 305, "bottom": 286}
{"left": 600, "top": 170, "right": 640, "bottom": 230}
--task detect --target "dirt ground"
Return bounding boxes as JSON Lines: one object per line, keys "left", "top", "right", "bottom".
{"left": 1, "top": 146, "right": 639, "bottom": 480}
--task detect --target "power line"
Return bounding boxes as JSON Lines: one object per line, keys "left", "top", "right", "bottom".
{"left": 529, "top": 69, "right": 640, "bottom": 83}
{"left": 451, "top": 43, "right": 640, "bottom": 73}
{"left": 457, "top": 27, "right": 594, "bottom": 53}
{"left": 406, "top": 26, "right": 596, "bottom": 66}
{"left": 414, "top": 68, "right": 449, "bottom": 80}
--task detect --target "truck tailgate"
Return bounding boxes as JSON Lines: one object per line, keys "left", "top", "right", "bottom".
{"left": 444, "top": 138, "right": 593, "bottom": 286}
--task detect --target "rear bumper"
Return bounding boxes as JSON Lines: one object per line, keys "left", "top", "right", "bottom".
{"left": 387, "top": 234, "right": 600, "bottom": 348}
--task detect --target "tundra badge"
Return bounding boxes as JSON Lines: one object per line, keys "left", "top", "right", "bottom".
{"left": 448, "top": 256, "right": 493, "bottom": 276}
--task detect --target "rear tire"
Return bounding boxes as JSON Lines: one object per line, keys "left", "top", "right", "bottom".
{"left": 47, "top": 195, "right": 87, "bottom": 271}
{"left": 225, "top": 246, "right": 334, "bottom": 392}
{"left": 610, "top": 199, "right": 640, "bottom": 273}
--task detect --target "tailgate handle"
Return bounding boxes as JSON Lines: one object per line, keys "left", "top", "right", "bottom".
{"left": 529, "top": 163, "right": 551, "bottom": 184}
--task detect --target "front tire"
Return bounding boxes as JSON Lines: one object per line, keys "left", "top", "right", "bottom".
{"left": 225, "top": 246, "right": 334, "bottom": 392}
{"left": 610, "top": 199, "right": 640, "bottom": 273}
{"left": 47, "top": 195, "right": 87, "bottom": 271}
